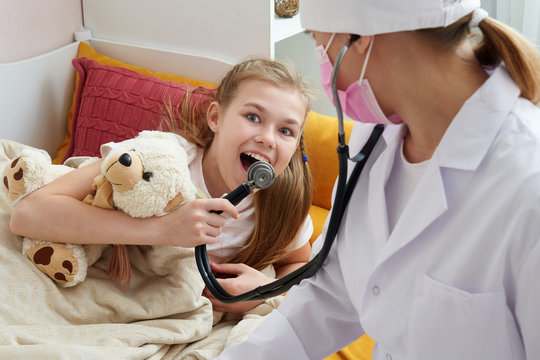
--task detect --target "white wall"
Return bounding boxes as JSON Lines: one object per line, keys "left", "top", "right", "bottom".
{"left": 0, "top": 0, "right": 82, "bottom": 63}
{"left": 82, "top": 0, "right": 273, "bottom": 65}
{"left": 275, "top": 32, "right": 337, "bottom": 118}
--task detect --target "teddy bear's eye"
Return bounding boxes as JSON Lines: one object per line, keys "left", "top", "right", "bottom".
{"left": 142, "top": 172, "right": 153, "bottom": 182}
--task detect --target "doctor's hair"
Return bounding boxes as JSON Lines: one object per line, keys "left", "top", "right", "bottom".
{"left": 416, "top": 13, "right": 540, "bottom": 104}
{"left": 165, "top": 58, "right": 314, "bottom": 270}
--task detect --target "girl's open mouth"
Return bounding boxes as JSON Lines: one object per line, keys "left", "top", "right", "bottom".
{"left": 240, "top": 152, "right": 268, "bottom": 172}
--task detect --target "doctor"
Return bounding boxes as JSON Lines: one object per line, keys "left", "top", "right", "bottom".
{"left": 216, "top": 0, "right": 540, "bottom": 359}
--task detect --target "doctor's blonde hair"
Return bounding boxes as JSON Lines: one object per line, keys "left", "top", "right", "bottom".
{"left": 166, "top": 58, "right": 314, "bottom": 271}
{"left": 417, "top": 12, "right": 540, "bottom": 104}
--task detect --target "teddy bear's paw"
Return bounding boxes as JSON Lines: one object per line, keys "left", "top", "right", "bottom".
{"left": 3, "top": 157, "right": 27, "bottom": 202}
{"left": 25, "top": 242, "right": 87, "bottom": 287}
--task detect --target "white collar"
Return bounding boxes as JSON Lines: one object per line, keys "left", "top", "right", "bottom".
{"left": 435, "top": 65, "right": 520, "bottom": 170}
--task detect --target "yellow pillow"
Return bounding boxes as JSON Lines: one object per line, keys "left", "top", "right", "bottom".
{"left": 308, "top": 205, "right": 329, "bottom": 244}
{"left": 53, "top": 42, "right": 217, "bottom": 164}
{"left": 304, "top": 111, "right": 354, "bottom": 244}
{"left": 304, "top": 111, "right": 354, "bottom": 210}
{"left": 325, "top": 335, "right": 375, "bottom": 360}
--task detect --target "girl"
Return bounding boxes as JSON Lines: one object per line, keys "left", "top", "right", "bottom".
{"left": 217, "top": 0, "right": 540, "bottom": 359}
{"left": 10, "top": 58, "right": 314, "bottom": 313}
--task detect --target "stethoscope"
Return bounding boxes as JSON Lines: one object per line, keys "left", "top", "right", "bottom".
{"left": 195, "top": 35, "right": 384, "bottom": 303}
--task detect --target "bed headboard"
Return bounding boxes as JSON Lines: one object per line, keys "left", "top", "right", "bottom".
{"left": 0, "top": 42, "right": 79, "bottom": 156}
{"left": 88, "top": 39, "right": 233, "bottom": 84}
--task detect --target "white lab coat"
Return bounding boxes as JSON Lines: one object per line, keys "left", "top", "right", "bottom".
{"left": 216, "top": 66, "right": 540, "bottom": 360}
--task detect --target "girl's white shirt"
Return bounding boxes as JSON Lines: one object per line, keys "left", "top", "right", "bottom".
{"left": 216, "top": 65, "right": 540, "bottom": 360}
{"left": 102, "top": 137, "right": 313, "bottom": 264}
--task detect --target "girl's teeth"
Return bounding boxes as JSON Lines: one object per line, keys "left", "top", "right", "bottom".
{"left": 244, "top": 152, "right": 268, "bottom": 163}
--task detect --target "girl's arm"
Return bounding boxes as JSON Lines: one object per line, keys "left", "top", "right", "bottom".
{"left": 273, "top": 242, "right": 311, "bottom": 278}
{"left": 203, "top": 242, "right": 311, "bottom": 313}
{"left": 10, "top": 159, "right": 239, "bottom": 247}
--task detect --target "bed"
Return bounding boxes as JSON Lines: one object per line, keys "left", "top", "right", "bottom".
{"left": 0, "top": 12, "right": 374, "bottom": 360}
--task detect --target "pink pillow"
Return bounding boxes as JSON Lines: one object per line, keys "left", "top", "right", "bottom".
{"left": 64, "top": 57, "right": 215, "bottom": 161}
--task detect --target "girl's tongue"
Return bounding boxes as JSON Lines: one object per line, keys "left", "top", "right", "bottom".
{"left": 240, "top": 153, "right": 258, "bottom": 172}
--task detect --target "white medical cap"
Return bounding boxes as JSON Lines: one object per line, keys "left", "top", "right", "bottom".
{"left": 300, "top": 0, "right": 481, "bottom": 35}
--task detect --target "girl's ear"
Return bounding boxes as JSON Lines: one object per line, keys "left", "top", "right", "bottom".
{"left": 351, "top": 35, "right": 373, "bottom": 55}
{"left": 206, "top": 101, "right": 221, "bottom": 132}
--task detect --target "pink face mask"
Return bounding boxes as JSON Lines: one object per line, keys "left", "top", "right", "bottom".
{"left": 315, "top": 35, "right": 402, "bottom": 125}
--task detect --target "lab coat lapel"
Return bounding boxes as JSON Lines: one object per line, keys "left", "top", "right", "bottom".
{"left": 382, "top": 162, "right": 448, "bottom": 260}
{"left": 367, "top": 125, "right": 405, "bottom": 242}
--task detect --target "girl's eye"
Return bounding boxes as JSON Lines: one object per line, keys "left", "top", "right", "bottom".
{"left": 247, "top": 114, "right": 260, "bottom": 123}
{"left": 279, "top": 128, "right": 293, "bottom": 136}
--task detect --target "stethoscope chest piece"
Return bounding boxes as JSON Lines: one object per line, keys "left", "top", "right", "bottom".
{"left": 247, "top": 161, "right": 275, "bottom": 189}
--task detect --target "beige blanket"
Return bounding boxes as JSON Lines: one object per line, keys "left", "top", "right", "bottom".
{"left": 0, "top": 140, "right": 281, "bottom": 360}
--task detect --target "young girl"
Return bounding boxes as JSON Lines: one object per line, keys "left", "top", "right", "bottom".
{"left": 10, "top": 58, "right": 314, "bottom": 313}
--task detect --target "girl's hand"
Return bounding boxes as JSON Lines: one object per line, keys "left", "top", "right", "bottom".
{"left": 155, "top": 198, "right": 239, "bottom": 247}
{"left": 202, "top": 262, "right": 275, "bottom": 313}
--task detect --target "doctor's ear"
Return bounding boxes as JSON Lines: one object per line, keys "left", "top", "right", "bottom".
{"left": 351, "top": 35, "right": 373, "bottom": 55}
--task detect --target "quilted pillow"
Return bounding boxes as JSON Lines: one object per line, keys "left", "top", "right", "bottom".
{"left": 61, "top": 57, "right": 216, "bottom": 161}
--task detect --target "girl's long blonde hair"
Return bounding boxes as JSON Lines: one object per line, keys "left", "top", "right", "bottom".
{"left": 417, "top": 11, "right": 540, "bottom": 104}
{"left": 166, "top": 58, "right": 314, "bottom": 270}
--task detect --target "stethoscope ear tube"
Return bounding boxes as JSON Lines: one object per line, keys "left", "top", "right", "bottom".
{"left": 332, "top": 35, "right": 359, "bottom": 149}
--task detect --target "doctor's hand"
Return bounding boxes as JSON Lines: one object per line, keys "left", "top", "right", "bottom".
{"left": 202, "top": 262, "right": 274, "bottom": 313}
{"left": 154, "top": 198, "right": 238, "bottom": 247}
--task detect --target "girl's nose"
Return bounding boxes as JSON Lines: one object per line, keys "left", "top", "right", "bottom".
{"left": 256, "top": 129, "right": 276, "bottom": 149}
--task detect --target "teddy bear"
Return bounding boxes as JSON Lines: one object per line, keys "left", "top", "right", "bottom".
{"left": 2, "top": 130, "right": 199, "bottom": 287}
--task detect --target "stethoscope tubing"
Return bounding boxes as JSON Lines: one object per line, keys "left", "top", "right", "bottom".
{"left": 332, "top": 35, "right": 360, "bottom": 148}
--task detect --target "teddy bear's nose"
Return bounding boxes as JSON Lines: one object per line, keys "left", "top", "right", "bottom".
{"left": 118, "top": 153, "right": 132, "bottom": 167}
